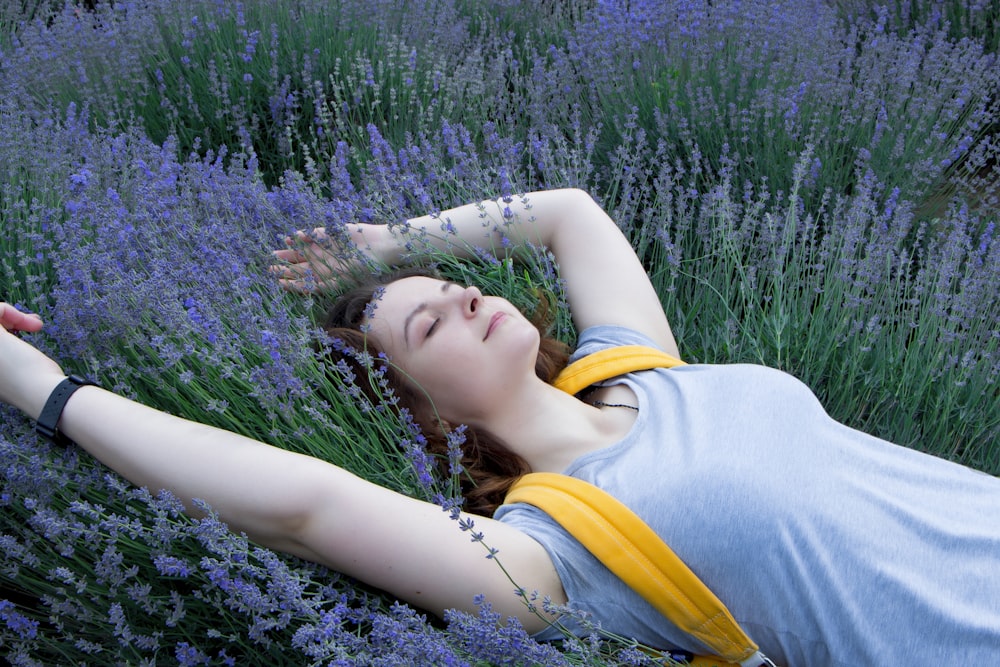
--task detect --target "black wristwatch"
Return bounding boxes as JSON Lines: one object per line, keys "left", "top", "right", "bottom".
{"left": 35, "top": 375, "right": 97, "bottom": 446}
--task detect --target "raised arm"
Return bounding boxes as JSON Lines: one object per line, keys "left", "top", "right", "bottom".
{"left": 0, "top": 307, "right": 564, "bottom": 630}
{"left": 274, "top": 189, "right": 680, "bottom": 356}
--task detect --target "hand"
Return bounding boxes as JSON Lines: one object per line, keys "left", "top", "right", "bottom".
{"left": 270, "top": 225, "right": 384, "bottom": 293}
{"left": 0, "top": 303, "right": 66, "bottom": 418}
{"left": 0, "top": 303, "right": 43, "bottom": 333}
{"left": 270, "top": 227, "right": 343, "bottom": 293}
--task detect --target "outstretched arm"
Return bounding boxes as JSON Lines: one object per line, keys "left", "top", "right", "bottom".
{"left": 274, "top": 189, "right": 680, "bottom": 356}
{"left": 0, "top": 307, "right": 564, "bottom": 630}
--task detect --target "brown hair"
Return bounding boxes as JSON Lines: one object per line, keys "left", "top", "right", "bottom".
{"left": 323, "top": 267, "right": 570, "bottom": 516}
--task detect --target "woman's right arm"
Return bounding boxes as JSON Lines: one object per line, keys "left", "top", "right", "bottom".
{"left": 0, "top": 305, "right": 564, "bottom": 630}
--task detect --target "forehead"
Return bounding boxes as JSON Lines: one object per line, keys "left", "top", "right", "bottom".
{"left": 365, "top": 275, "right": 446, "bottom": 342}
{"left": 371, "top": 276, "right": 445, "bottom": 316}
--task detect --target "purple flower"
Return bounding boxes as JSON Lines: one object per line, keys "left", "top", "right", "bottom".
{"left": 444, "top": 600, "right": 571, "bottom": 666}
{"left": 153, "top": 554, "right": 192, "bottom": 578}
{"left": 0, "top": 600, "right": 39, "bottom": 640}
{"left": 175, "top": 641, "right": 210, "bottom": 666}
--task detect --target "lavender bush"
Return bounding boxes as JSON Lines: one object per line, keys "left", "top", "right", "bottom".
{"left": 7, "top": 0, "right": 994, "bottom": 208}
{"left": 834, "top": 0, "right": 1000, "bottom": 52}
{"left": 1, "top": 0, "right": 997, "bottom": 664}
{"left": 571, "top": 0, "right": 999, "bottom": 212}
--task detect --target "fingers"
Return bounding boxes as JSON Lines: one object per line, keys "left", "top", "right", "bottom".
{"left": 270, "top": 227, "right": 330, "bottom": 265}
{"left": 0, "top": 303, "right": 44, "bottom": 333}
{"left": 284, "top": 228, "right": 328, "bottom": 249}
{"left": 267, "top": 252, "right": 319, "bottom": 293}
{"left": 277, "top": 278, "right": 316, "bottom": 295}
{"left": 298, "top": 227, "right": 329, "bottom": 244}
{"left": 269, "top": 227, "right": 342, "bottom": 294}
{"left": 271, "top": 247, "right": 306, "bottom": 264}
{"left": 268, "top": 263, "right": 311, "bottom": 281}
{"left": 269, "top": 263, "right": 318, "bottom": 293}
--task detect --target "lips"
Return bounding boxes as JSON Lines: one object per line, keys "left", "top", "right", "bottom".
{"left": 484, "top": 312, "right": 506, "bottom": 340}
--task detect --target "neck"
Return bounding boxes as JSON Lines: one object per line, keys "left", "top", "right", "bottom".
{"left": 469, "top": 379, "right": 632, "bottom": 474}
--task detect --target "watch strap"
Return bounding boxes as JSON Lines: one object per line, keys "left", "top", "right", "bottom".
{"left": 35, "top": 375, "right": 95, "bottom": 446}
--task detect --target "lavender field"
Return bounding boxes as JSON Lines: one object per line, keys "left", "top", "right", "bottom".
{"left": 1, "top": 0, "right": 998, "bottom": 664}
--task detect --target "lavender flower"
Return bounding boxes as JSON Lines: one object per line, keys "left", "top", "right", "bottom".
{"left": 1, "top": 1, "right": 997, "bottom": 664}
{"left": 444, "top": 600, "right": 571, "bottom": 666}
{"left": 0, "top": 600, "right": 39, "bottom": 641}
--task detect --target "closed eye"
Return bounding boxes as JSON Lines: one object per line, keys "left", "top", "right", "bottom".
{"left": 426, "top": 317, "right": 441, "bottom": 339}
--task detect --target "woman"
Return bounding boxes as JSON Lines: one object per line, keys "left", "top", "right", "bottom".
{"left": 1, "top": 189, "right": 998, "bottom": 665}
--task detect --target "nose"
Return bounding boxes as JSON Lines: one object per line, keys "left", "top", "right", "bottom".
{"left": 461, "top": 285, "right": 482, "bottom": 318}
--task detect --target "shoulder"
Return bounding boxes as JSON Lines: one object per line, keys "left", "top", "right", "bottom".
{"left": 570, "top": 325, "right": 666, "bottom": 362}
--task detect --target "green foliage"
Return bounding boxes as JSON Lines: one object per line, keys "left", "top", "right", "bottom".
{"left": 0, "top": 0, "right": 998, "bottom": 664}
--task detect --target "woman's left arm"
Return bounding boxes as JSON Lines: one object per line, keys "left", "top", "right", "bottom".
{"left": 503, "top": 189, "right": 679, "bottom": 356}
{"left": 275, "top": 189, "right": 680, "bottom": 355}
{"left": 401, "top": 188, "right": 680, "bottom": 355}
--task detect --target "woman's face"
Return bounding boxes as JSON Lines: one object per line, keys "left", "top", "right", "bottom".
{"left": 365, "top": 276, "right": 540, "bottom": 423}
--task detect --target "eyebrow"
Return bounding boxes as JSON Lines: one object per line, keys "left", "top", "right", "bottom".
{"left": 403, "top": 281, "right": 453, "bottom": 348}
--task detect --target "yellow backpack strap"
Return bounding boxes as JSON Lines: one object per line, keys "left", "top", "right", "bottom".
{"left": 505, "top": 472, "right": 769, "bottom": 667}
{"left": 553, "top": 345, "right": 686, "bottom": 396}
